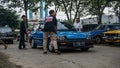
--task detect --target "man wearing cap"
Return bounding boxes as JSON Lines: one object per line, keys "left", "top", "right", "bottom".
{"left": 19, "top": 15, "right": 27, "bottom": 49}
{"left": 43, "top": 10, "right": 61, "bottom": 55}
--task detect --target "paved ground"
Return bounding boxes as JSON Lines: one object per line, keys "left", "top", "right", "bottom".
{"left": 0, "top": 41, "right": 120, "bottom": 68}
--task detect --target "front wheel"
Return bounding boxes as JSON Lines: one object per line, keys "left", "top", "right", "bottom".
{"left": 95, "top": 36, "right": 102, "bottom": 44}
{"left": 9, "top": 40, "right": 13, "bottom": 44}
{"left": 81, "top": 48, "right": 89, "bottom": 51}
{"left": 30, "top": 39, "right": 37, "bottom": 48}
{"left": 107, "top": 42, "right": 114, "bottom": 45}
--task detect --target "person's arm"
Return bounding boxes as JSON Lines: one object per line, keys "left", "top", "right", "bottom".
{"left": 79, "top": 23, "right": 83, "bottom": 31}
{"left": 53, "top": 16, "right": 57, "bottom": 33}
{"left": 53, "top": 16, "right": 57, "bottom": 27}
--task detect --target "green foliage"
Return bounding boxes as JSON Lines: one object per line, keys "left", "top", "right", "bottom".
{"left": 0, "top": 6, "right": 19, "bottom": 29}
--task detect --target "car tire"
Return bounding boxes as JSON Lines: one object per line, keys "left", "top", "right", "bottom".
{"left": 10, "top": 40, "right": 13, "bottom": 44}
{"left": 81, "top": 48, "right": 89, "bottom": 51}
{"left": 30, "top": 39, "right": 37, "bottom": 48}
{"left": 47, "top": 41, "right": 55, "bottom": 52}
{"left": 107, "top": 42, "right": 114, "bottom": 45}
{"left": 8, "top": 40, "right": 13, "bottom": 44}
{"left": 95, "top": 36, "right": 102, "bottom": 44}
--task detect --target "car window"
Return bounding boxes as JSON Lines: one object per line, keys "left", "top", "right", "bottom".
{"left": 0, "top": 27, "right": 12, "bottom": 33}
{"left": 83, "top": 24, "right": 98, "bottom": 31}
{"left": 57, "top": 22, "right": 68, "bottom": 29}
{"left": 60, "top": 22, "right": 74, "bottom": 29}
{"left": 95, "top": 25, "right": 105, "bottom": 30}
{"left": 107, "top": 25, "right": 120, "bottom": 30}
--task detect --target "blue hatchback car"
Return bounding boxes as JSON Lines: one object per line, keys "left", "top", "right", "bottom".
{"left": 86, "top": 24, "right": 120, "bottom": 44}
{"left": 29, "top": 22, "right": 93, "bottom": 52}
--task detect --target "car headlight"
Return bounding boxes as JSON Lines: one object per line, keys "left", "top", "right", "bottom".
{"left": 86, "top": 35, "right": 91, "bottom": 40}
{"left": 57, "top": 36, "right": 66, "bottom": 40}
{"left": 118, "top": 34, "right": 120, "bottom": 37}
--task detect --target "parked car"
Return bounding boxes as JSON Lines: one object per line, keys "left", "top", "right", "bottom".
{"left": 82, "top": 24, "right": 99, "bottom": 32}
{"left": 0, "top": 26, "right": 15, "bottom": 44}
{"left": 29, "top": 22, "right": 94, "bottom": 52}
{"left": 85, "top": 24, "right": 120, "bottom": 44}
{"left": 103, "top": 29, "right": 120, "bottom": 45}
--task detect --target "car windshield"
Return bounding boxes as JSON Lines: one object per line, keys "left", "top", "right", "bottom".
{"left": 0, "top": 27, "right": 12, "bottom": 33}
{"left": 58, "top": 22, "right": 74, "bottom": 29}
{"left": 36, "top": 22, "right": 74, "bottom": 30}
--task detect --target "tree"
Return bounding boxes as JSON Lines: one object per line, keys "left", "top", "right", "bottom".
{"left": 0, "top": 5, "right": 19, "bottom": 29}
{"left": 45, "top": 0, "right": 90, "bottom": 23}
{"left": 0, "top": 0, "right": 40, "bottom": 27}
{"left": 87, "top": 0, "right": 110, "bottom": 24}
{"left": 110, "top": 1, "right": 120, "bottom": 23}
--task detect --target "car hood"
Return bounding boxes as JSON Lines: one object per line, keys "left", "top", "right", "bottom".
{"left": 57, "top": 31, "right": 87, "bottom": 39}
{"left": 31, "top": 31, "right": 87, "bottom": 39}
{"left": 84, "top": 29, "right": 103, "bottom": 35}
{"left": 104, "top": 29, "right": 120, "bottom": 34}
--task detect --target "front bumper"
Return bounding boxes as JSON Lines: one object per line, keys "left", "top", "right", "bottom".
{"left": 103, "top": 36, "right": 120, "bottom": 43}
{"left": 104, "top": 39, "right": 120, "bottom": 43}
{"left": 0, "top": 37, "right": 15, "bottom": 40}
{"left": 58, "top": 39, "right": 94, "bottom": 48}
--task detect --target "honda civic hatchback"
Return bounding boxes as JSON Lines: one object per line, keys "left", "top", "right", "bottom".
{"left": 29, "top": 22, "right": 94, "bottom": 52}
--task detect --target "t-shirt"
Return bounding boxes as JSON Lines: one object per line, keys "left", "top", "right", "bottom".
{"left": 43, "top": 16, "right": 57, "bottom": 32}
{"left": 73, "top": 22, "right": 83, "bottom": 31}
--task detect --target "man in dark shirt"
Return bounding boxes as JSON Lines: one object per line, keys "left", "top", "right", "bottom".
{"left": 19, "top": 15, "right": 27, "bottom": 49}
{"left": 43, "top": 10, "right": 60, "bottom": 55}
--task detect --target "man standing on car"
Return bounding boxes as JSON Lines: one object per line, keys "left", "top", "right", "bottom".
{"left": 19, "top": 15, "right": 27, "bottom": 49}
{"left": 43, "top": 10, "right": 61, "bottom": 55}
{"left": 73, "top": 18, "right": 83, "bottom": 32}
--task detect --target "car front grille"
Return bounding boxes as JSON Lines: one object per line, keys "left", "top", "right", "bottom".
{"left": 105, "top": 34, "right": 118, "bottom": 37}
{"left": 105, "top": 33, "right": 120, "bottom": 40}
{"left": 0, "top": 33, "right": 7, "bottom": 37}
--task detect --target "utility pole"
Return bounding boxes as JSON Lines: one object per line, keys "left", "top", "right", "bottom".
{"left": 40, "top": 0, "right": 43, "bottom": 19}
{"left": 29, "top": 10, "right": 33, "bottom": 19}
{"left": 118, "top": 6, "right": 120, "bottom": 23}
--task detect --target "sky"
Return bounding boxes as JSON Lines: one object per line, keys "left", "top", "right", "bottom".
{"left": 0, "top": 3, "right": 114, "bottom": 20}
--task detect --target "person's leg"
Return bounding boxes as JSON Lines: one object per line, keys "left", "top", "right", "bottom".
{"left": 19, "top": 38, "right": 22, "bottom": 49}
{"left": 50, "top": 32, "right": 61, "bottom": 55}
{"left": 22, "top": 34, "right": 26, "bottom": 49}
{"left": 0, "top": 40, "right": 7, "bottom": 49}
{"left": 19, "top": 34, "right": 25, "bottom": 49}
{"left": 43, "top": 32, "right": 48, "bottom": 54}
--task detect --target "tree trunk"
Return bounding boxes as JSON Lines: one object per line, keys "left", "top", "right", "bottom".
{"left": 69, "top": 1, "right": 73, "bottom": 23}
{"left": 62, "top": 0, "right": 71, "bottom": 23}
{"left": 23, "top": 0, "right": 28, "bottom": 28}
{"left": 73, "top": 0, "right": 81, "bottom": 23}
{"left": 98, "top": 14, "right": 102, "bottom": 24}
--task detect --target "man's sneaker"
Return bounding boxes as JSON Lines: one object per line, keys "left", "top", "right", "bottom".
{"left": 55, "top": 50, "right": 61, "bottom": 55}
{"left": 4, "top": 45, "right": 7, "bottom": 49}
{"left": 43, "top": 51, "right": 47, "bottom": 54}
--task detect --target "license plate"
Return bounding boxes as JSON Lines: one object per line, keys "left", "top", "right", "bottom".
{"left": 73, "top": 42, "right": 81, "bottom": 46}
{"left": 108, "top": 37, "right": 114, "bottom": 40}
